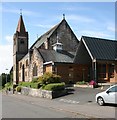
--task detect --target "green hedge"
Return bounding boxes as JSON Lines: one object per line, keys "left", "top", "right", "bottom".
{"left": 43, "top": 83, "right": 65, "bottom": 91}
{"left": 32, "top": 77, "right": 38, "bottom": 83}
{"left": 76, "top": 81, "right": 88, "bottom": 85}
{"left": 19, "top": 82, "right": 31, "bottom": 87}
{"left": 30, "top": 83, "right": 40, "bottom": 89}
{"left": 19, "top": 82, "right": 40, "bottom": 89}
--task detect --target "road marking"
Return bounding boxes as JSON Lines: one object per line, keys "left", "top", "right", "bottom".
{"left": 59, "top": 99, "right": 79, "bottom": 104}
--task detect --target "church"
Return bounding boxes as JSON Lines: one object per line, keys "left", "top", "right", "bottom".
{"left": 13, "top": 14, "right": 117, "bottom": 85}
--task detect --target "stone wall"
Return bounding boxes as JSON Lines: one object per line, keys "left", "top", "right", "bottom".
{"left": 18, "top": 54, "right": 29, "bottom": 82}
{"left": 21, "top": 87, "right": 67, "bottom": 99}
{"left": 48, "top": 20, "right": 79, "bottom": 52}
{"left": 29, "top": 48, "right": 44, "bottom": 81}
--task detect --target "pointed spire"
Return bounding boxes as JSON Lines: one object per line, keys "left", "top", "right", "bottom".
{"left": 16, "top": 10, "right": 26, "bottom": 33}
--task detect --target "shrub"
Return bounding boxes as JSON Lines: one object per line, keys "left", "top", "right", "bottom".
{"left": 19, "top": 82, "right": 41, "bottom": 89}
{"left": 16, "top": 86, "right": 21, "bottom": 92}
{"left": 5, "top": 82, "right": 11, "bottom": 88}
{"left": 4, "top": 82, "right": 13, "bottom": 90}
{"left": 30, "top": 82, "right": 40, "bottom": 89}
{"left": 32, "top": 77, "right": 39, "bottom": 83}
{"left": 76, "top": 81, "right": 87, "bottom": 85}
{"left": 19, "top": 82, "right": 31, "bottom": 87}
{"left": 38, "top": 72, "right": 61, "bottom": 85}
{"left": 43, "top": 83, "right": 65, "bottom": 91}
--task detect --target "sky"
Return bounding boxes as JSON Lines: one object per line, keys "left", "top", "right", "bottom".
{"left": 0, "top": 2, "right": 115, "bottom": 74}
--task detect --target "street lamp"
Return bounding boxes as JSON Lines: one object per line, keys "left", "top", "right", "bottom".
{"left": 5, "top": 69, "right": 8, "bottom": 84}
{"left": 93, "top": 58, "right": 97, "bottom": 83}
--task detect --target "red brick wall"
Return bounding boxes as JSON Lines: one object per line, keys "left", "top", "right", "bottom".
{"left": 55, "top": 64, "right": 88, "bottom": 83}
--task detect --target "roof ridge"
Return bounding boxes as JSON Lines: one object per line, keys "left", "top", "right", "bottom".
{"left": 82, "top": 35, "right": 116, "bottom": 42}
{"left": 30, "top": 19, "right": 65, "bottom": 49}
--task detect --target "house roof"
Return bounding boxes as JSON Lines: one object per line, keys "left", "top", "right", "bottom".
{"left": 81, "top": 36, "right": 117, "bottom": 61}
{"left": 30, "top": 19, "right": 65, "bottom": 49}
{"left": 38, "top": 49, "right": 75, "bottom": 63}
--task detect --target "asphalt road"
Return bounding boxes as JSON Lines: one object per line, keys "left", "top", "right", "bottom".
{"left": 54, "top": 87, "right": 103, "bottom": 105}
{"left": 2, "top": 87, "right": 117, "bottom": 119}
{"left": 2, "top": 94, "right": 86, "bottom": 118}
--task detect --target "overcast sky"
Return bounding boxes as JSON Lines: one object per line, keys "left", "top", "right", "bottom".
{"left": 0, "top": 2, "right": 115, "bottom": 74}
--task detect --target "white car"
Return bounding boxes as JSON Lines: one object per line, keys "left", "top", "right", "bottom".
{"left": 96, "top": 84, "right": 117, "bottom": 106}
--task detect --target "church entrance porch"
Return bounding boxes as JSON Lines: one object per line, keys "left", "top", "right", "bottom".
{"left": 90, "top": 60, "right": 115, "bottom": 83}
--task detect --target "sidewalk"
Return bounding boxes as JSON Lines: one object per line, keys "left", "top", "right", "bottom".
{"left": 98, "top": 82, "right": 116, "bottom": 90}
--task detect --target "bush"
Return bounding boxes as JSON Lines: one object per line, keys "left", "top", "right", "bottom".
{"left": 19, "top": 82, "right": 40, "bottom": 89}
{"left": 76, "top": 81, "right": 87, "bottom": 85}
{"left": 30, "top": 83, "right": 40, "bottom": 89}
{"left": 5, "top": 82, "right": 11, "bottom": 88}
{"left": 32, "top": 77, "right": 39, "bottom": 83}
{"left": 19, "top": 82, "right": 31, "bottom": 87}
{"left": 16, "top": 86, "right": 21, "bottom": 92}
{"left": 4, "top": 82, "right": 13, "bottom": 90}
{"left": 38, "top": 72, "right": 61, "bottom": 85}
{"left": 43, "top": 83, "right": 65, "bottom": 91}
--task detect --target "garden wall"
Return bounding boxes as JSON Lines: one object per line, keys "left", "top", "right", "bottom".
{"left": 21, "top": 87, "right": 67, "bottom": 99}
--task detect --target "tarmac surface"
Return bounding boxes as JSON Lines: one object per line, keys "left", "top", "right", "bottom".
{"left": 2, "top": 84, "right": 117, "bottom": 119}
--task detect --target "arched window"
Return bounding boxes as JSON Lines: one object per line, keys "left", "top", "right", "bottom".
{"left": 22, "top": 64, "right": 25, "bottom": 82}
{"left": 33, "top": 63, "right": 37, "bottom": 76}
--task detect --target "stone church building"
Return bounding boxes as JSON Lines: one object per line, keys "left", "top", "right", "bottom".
{"left": 13, "top": 14, "right": 117, "bottom": 85}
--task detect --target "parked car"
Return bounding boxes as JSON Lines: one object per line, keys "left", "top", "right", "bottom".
{"left": 96, "top": 84, "right": 117, "bottom": 106}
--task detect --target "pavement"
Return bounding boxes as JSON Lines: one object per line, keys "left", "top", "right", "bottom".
{"left": 2, "top": 84, "right": 117, "bottom": 119}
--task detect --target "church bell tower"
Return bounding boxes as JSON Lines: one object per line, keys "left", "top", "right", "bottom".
{"left": 13, "top": 13, "right": 28, "bottom": 84}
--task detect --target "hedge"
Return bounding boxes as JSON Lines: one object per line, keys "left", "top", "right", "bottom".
{"left": 30, "top": 83, "right": 40, "bottom": 89}
{"left": 43, "top": 83, "right": 65, "bottom": 91}
{"left": 19, "top": 82, "right": 40, "bottom": 89}
{"left": 19, "top": 82, "right": 31, "bottom": 87}
{"left": 31, "top": 77, "right": 38, "bottom": 83}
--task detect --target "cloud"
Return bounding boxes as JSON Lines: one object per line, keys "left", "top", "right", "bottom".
{"left": 107, "top": 26, "right": 115, "bottom": 32}
{"left": 81, "top": 30, "right": 112, "bottom": 38}
{"left": 67, "top": 14, "right": 95, "bottom": 23}
{"left": 2, "top": 8, "right": 38, "bottom": 17}
{"left": 5, "top": 35, "right": 13, "bottom": 44}
{"left": 106, "top": 22, "right": 115, "bottom": 32}
{"left": 60, "top": 6, "right": 90, "bottom": 11}
{"left": 0, "top": 44, "right": 12, "bottom": 74}
{"left": 35, "top": 24, "right": 54, "bottom": 29}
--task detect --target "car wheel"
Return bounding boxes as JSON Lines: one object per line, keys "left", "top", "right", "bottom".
{"left": 97, "top": 97, "right": 105, "bottom": 106}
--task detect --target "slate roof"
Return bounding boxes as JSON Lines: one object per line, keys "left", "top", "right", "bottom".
{"left": 16, "top": 15, "right": 26, "bottom": 33}
{"left": 38, "top": 49, "right": 75, "bottom": 63}
{"left": 30, "top": 19, "right": 64, "bottom": 49}
{"left": 81, "top": 36, "right": 117, "bottom": 61}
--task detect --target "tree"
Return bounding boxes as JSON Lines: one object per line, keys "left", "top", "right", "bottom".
{"left": 0, "top": 73, "right": 11, "bottom": 88}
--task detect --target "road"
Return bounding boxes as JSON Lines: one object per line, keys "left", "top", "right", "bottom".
{"left": 2, "top": 94, "right": 86, "bottom": 118}
{"left": 2, "top": 87, "right": 117, "bottom": 119}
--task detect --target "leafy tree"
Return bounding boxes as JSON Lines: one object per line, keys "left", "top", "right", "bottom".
{"left": 0, "top": 73, "right": 11, "bottom": 88}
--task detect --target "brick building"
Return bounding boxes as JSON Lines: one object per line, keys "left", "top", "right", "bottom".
{"left": 13, "top": 14, "right": 117, "bottom": 85}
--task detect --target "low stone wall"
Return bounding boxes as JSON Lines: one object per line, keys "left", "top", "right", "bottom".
{"left": 21, "top": 87, "right": 67, "bottom": 99}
